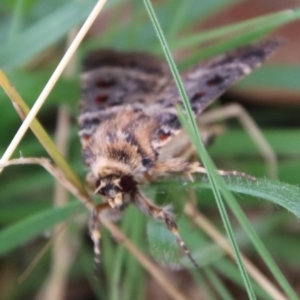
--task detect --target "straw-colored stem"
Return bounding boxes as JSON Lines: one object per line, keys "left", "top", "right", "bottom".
{"left": 0, "top": 70, "right": 89, "bottom": 200}
{"left": 1, "top": 157, "right": 187, "bottom": 300}
{"left": 0, "top": 0, "right": 107, "bottom": 171}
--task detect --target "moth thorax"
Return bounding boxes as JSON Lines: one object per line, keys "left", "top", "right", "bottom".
{"left": 92, "top": 156, "right": 132, "bottom": 178}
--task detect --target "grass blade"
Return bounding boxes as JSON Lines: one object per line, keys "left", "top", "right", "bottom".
{"left": 142, "top": 0, "right": 256, "bottom": 299}
{"left": 0, "top": 201, "right": 80, "bottom": 256}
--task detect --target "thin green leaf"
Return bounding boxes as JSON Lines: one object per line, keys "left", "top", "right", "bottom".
{"left": 0, "top": 0, "right": 123, "bottom": 69}
{"left": 172, "top": 9, "right": 300, "bottom": 51}
{"left": 190, "top": 177, "right": 300, "bottom": 219}
{"left": 0, "top": 201, "right": 81, "bottom": 256}
{"left": 143, "top": 0, "right": 256, "bottom": 298}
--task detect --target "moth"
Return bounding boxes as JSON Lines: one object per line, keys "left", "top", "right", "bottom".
{"left": 78, "top": 39, "right": 281, "bottom": 267}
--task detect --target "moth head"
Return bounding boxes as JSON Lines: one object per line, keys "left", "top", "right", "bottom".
{"left": 94, "top": 175, "right": 137, "bottom": 203}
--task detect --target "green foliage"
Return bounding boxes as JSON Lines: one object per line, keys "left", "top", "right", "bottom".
{"left": 1, "top": 0, "right": 300, "bottom": 299}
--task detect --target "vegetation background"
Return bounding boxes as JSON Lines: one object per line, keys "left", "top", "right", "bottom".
{"left": 0, "top": 0, "right": 300, "bottom": 299}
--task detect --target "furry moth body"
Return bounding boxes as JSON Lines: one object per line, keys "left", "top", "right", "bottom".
{"left": 79, "top": 39, "right": 282, "bottom": 268}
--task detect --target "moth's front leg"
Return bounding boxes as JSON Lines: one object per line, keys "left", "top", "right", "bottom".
{"left": 188, "top": 162, "right": 256, "bottom": 181}
{"left": 89, "top": 203, "right": 112, "bottom": 267}
{"left": 132, "top": 190, "right": 199, "bottom": 268}
{"left": 89, "top": 202, "right": 124, "bottom": 270}
{"left": 154, "top": 159, "right": 256, "bottom": 181}
{"left": 153, "top": 158, "right": 194, "bottom": 176}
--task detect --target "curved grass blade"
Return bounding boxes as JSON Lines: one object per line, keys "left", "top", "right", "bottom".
{"left": 143, "top": 1, "right": 256, "bottom": 299}
{"left": 143, "top": 1, "right": 299, "bottom": 299}
{"left": 0, "top": 201, "right": 80, "bottom": 256}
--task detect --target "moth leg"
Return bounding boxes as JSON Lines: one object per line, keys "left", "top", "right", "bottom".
{"left": 132, "top": 191, "right": 199, "bottom": 268}
{"left": 155, "top": 158, "right": 255, "bottom": 181}
{"left": 178, "top": 125, "right": 224, "bottom": 160}
{"left": 198, "top": 103, "right": 277, "bottom": 179}
{"left": 188, "top": 161, "right": 256, "bottom": 181}
{"left": 89, "top": 202, "right": 115, "bottom": 270}
{"left": 89, "top": 208, "right": 101, "bottom": 268}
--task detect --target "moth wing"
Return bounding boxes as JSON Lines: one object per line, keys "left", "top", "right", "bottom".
{"left": 79, "top": 49, "right": 172, "bottom": 143}
{"left": 150, "top": 39, "right": 283, "bottom": 149}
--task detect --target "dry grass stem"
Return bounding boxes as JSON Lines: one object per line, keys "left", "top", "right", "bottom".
{"left": 0, "top": 0, "right": 107, "bottom": 170}
{"left": 36, "top": 29, "right": 79, "bottom": 300}
{"left": 1, "top": 158, "right": 187, "bottom": 300}
{"left": 0, "top": 157, "right": 94, "bottom": 210}
{"left": 36, "top": 108, "right": 73, "bottom": 300}
{"left": 0, "top": 70, "right": 87, "bottom": 194}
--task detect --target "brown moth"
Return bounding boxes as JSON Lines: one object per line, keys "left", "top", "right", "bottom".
{"left": 79, "top": 39, "right": 282, "bottom": 268}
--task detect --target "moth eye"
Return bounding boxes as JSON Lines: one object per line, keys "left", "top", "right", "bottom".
{"left": 119, "top": 175, "right": 136, "bottom": 193}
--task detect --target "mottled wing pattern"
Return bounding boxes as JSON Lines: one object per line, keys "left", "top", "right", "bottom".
{"left": 79, "top": 39, "right": 282, "bottom": 148}
{"left": 79, "top": 49, "right": 172, "bottom": 143}
{"left": 150, "top": 39, "right": 283, "bottom": 148}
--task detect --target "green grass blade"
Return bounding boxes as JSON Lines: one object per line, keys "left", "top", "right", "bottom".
{"left": 172, "top": 9, "right": 300, "bottom": 51}
{"left": 143, "top": 1, "right": 256, "bottom": 299}
{"left": 7, "top": 0, "right": 25, "bottom": 41}
{"left": 0, "top": 0, "right": 96, "bottom": 69}
{"left": 0, "top": 71, "right": 88, "bottom": 196}
{"left": 0, "top": 201, "right": 80, "bottom": 256}
{"left": 191, "top": 177, "right": 300, "bottom": 219}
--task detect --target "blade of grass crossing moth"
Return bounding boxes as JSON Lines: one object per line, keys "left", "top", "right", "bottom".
{"left": 142, "top": 1, "right": 256, "bottom": 299}
{"left": 176, "top": 27, "right": 300, "bottom": 300}
{"left": 0, "top": 71, "right": 88, "bottom": 198}
{"left": 0, "top": 0, "right": 108, "bottom": 173}
{"left": 177, "top": 67, "right": 298, "bottom": 299}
